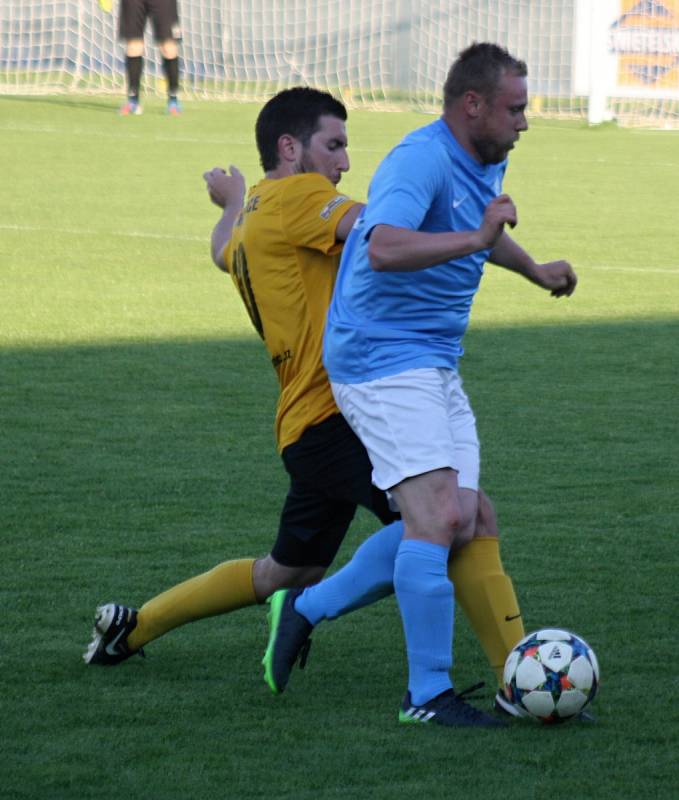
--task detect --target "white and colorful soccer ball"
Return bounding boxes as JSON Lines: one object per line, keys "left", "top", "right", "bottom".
{"left": 503, "top": 628, "right": 600, "bottom": 723}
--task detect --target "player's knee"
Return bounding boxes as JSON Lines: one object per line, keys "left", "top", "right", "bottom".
{"left": 126, "top": 39, "right": 144, "bottom": 57}
{"left": 160, "top": 40, "right": 178, "bottom": 59}
{"left": 252, "top": 556, "right": 326, "bottom": 602}
{"left": 476, "top": 489, "right": 499, "bottom": 538}
{"left": 449, "top": 521, "right": 475, "bottom": 554}
{"left": 447, "top": 499, "right": 478, "bottom": 552}
{"left": 432, "top": 506, "right": 473, "bottom": 549}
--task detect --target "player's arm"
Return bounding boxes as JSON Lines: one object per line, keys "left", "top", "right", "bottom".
{"left": 335, "top": 202, "right": 364, "bottom": 242}
{"left": 489, "top": 231, "right": 577, "bottom": 297}
{"left": 282, "top": 175, "right": 362, "bottom": 252}
{"left": 368, "top": 195, "right": 516, "bottom": 272}
{"left": 203, "top": 166, "right": 246, "bottom": 271}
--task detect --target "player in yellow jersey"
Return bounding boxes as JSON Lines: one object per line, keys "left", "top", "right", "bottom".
{"left": 83, "top": 89, "right": 524, "bottom": 721}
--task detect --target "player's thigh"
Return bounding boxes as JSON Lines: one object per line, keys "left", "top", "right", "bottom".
{"left": 271, "top": 478, "right": 356, "bottom": 569}
{"left": 282, "top": 413, "right": 399, "bottom": 525}
{"left": 332, "top": 367, "right": 480, "bottom": 493}
{"left": 119, "top": 0, "right": 147, "bottom": 41}
{"left": 148, "top": 0, "right": 181, "bottom": 43}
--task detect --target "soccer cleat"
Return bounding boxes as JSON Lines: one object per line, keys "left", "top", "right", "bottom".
{"left": 399, "top": 685, "right": 507, "bottom": 728}
{"left": 119, "top": 99, "right": 142, "bottom": 116}
{"left": 262, "top": 588, "right": 313, "bottom": 694}
{"left": 83, "top": 603, "right": 143, "bottom": 666}
{"left": 494, "top": 689, "right": 530, "bottom": 718}
{"left": 166, "top": 98, "right": 182, "bottom": 116}
{"left": 494, "top": 689, "right": 596, "bottom": 722}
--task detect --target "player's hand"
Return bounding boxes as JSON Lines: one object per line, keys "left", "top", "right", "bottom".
{"left": 98, "top": 0, "right": 113, "bottom": 13}
{"left": 203, "top": 165, "right": 246, "bottom": 210}
{"left": 536, "top": 260, "right": 577, "bottom": 297}
{"left": 478, "top": 194, "right": 517, "bottom": 249}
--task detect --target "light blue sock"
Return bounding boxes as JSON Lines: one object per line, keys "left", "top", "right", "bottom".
{"left": 294, "top": 521, "right": 403, "bottom": 625}
{"left": 394, "top": 539, "right": 454, "bottom": 706}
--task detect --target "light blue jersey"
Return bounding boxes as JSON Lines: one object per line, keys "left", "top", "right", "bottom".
{"left": 324, "top": 118, "right": 506, "bottom": 383}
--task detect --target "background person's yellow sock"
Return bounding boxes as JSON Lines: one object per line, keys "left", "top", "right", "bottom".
{"left": 448, "top": 537, "right": 525, "bottom": 686}
{"left": 127, "top": 558, "right": 256, "bottom": 650}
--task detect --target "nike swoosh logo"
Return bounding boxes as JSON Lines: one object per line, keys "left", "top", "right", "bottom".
{"left": 105, "top": 628, "right": 127, "bottom": 656}
{"left": 505, "top": 613, "right": 522, "bottom": 622}
{"left": 453, "top": 196, "right": 467, "bottom": 208}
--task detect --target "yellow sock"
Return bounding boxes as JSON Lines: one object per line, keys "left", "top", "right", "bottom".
{"left": 127, "top": 558, "right": 257, "bottom": 650}
{"left": 448, "top": 537, "right": 525, "bottom": 687}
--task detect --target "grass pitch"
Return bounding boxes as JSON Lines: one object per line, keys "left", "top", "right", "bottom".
{"left": 1, "top": 95, "right": 678, "bottom": 799}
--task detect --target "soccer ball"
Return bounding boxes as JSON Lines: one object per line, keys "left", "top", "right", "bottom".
{"left": 502, "top": 628, "right": 600, "bottom": 723}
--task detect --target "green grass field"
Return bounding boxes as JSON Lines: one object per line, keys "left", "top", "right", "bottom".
{"left": 1, "top": 94, "right": 678, "bottom": 799}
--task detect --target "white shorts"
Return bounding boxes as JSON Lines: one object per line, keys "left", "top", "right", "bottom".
{"left": 331, "top": 367, "right": 480, "bottom": 493}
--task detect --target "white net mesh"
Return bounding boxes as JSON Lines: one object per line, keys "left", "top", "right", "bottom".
{"left": 0, "top": 1, "right": 120, "bottom": 94}
{"left": 0, "top": 0, "right": 398, "bottom": 103}
{"left": 410, "top": 0, "right": 584, "bottom": 117}
{"left": 1, "top": 0, "right": 678, "bottom": 127}
{"left": 206, "top": 0, "right": 396, "bottom": 105}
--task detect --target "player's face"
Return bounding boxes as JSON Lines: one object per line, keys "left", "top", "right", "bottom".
{"left": 472, "top": 73, "right": 528, "bottom": 165}
{"left": 299, "top": 115, "right": 350, "bottom": 185}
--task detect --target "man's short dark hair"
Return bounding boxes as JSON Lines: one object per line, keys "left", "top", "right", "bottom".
{"left": 255, "top": 87, "right": 348, "bottom": 171}
{"left": 443, "top": 42, "right": 527, "bottom": 108}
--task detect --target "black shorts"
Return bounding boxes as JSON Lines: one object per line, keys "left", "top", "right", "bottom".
{"left": 119, "top": 0, "right": 181, "bottom": 43}
{"left": 271, "top": 414, "right": 400, "bottom": 569}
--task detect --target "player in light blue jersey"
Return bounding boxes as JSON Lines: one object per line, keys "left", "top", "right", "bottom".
{"left": 319, "top": 43, "right": 577, "bottom": 727}
{"left": 325, "top": 116, "right": 507, "bottom": 382}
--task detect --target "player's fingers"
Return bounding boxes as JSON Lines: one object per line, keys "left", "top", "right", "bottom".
{"left": 551, "top": 278, "right": 576, "bottom": 298}
{"left": 502, "top": 206, "right": 517, "bottom": 228}
{"left": 563, "top": 271, "right": 577, "bottom": 296}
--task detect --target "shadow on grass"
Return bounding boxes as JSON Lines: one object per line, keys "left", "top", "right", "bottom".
{"left": 2, "top": 319, "right": 678, "bottom": 799}
{"left": 3, "top": 335, "right": 280, "bottom": 548}
{"left": 3, "top": 316, "right": 678, "bottom": 529}
{"left": 0, "top": 93, "right": 121, "bottom": 114}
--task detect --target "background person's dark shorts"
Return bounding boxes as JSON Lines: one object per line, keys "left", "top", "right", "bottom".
{"left": 271, "top": 414, "right": 400, "bottom": 568}
{"left": 119, "top": 0, "right": 181, "bottom": 42}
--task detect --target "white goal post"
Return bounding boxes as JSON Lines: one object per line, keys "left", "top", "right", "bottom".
{"left": 2, "top": 0, "right": 679, "bottom": 127}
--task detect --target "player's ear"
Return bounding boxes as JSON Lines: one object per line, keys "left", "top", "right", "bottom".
{"left": 463, "top": 90, "right": 483, "bottom": 119}
{"left": 278, "top": 133, "right": 301, "bottom": 165}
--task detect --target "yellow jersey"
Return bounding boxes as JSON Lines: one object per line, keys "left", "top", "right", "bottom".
{"left": 223, "top": 172, "right": 359, "bottom": 452}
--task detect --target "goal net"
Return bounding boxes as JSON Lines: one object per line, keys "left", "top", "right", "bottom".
{"left": 0, "top": 0, "right": 398, "bottom": 105}
{"left": 410, "top": 1, "right": 585, "bottom": 117}
{"left": 2, "top": 0, "right": 678, "bottom": 127}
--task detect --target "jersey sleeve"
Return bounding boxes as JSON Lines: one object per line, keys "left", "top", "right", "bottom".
{"left": 280, "top": 174, "right": 359, "bottom": 255}
{"left": 363, "top": 140, "right": 444, "bottom": 234}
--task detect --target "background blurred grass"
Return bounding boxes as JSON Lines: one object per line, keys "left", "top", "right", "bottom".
{"left": 1, "top": 96, "right": 678, "bottom": 799}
